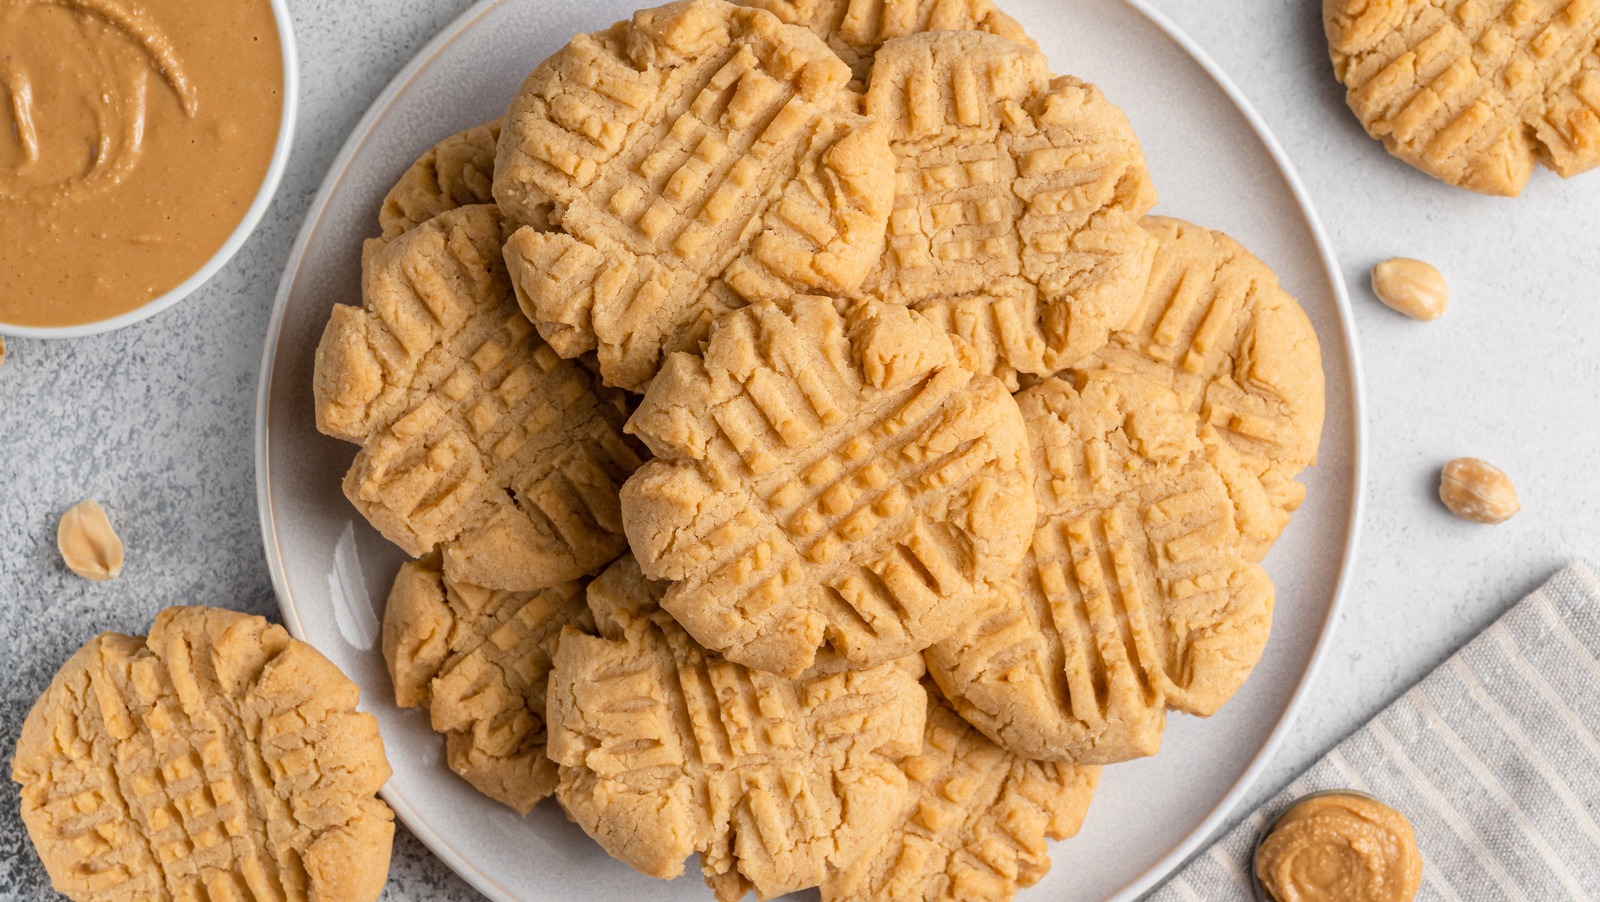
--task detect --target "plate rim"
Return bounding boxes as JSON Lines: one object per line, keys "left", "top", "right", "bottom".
{"left": 253, "top": 1, "right": 1368, "bottom": 899}
{"left": 1096, "top": 2, "right": 1367, "bottom": 898}
{"left": 254, "top": 1, "right": 531, "bottom": 899}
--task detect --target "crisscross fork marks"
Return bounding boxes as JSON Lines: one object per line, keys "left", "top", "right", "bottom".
{"left": 1087, "top": 217, "right": 1325, "bottom": 560}
{"left": 15, "top": 634, "right": 170, "bottom": 900}
{"left": 927, "top": 526, "right": 1169, "bottom": 765}
{"left": 928, "top": 372, "right": 1273, "bottom": 763}
{"left": 545, "top": 555, "right": 925, "bottom": 900}
{"left": 39, "top": 633, "right": 305, "bottom": 901}
{"left": 376, "top": 118, "right": 507, "bottom": 244}
{"left": 496, "top": 0, "right": 894, "bottom": 391}
{"left": 669, "top": 371, "right": 1013, "bottom": 664}
{"left": 861, "top": 29, "right": 1159, "bottom": 385}
{"left": 1327, "top": 0, "right": 1600, "bottom": 195}
{"left": 13, "top": 608, "right": 394, "bottom": 902}
{"left": 735, "top": 0, "right": 1037, "bottom": 80}
{"left": 312, "top": 204, "right": 642, "bottom": 591}
{"left": 1033, "top": 376, "right": 1274, "bottom": 718}
{"left": 382, "top": 555, "right": 593, "bottom": 813}
{"left": 623, "top": 297, "right": 1035, "bottom": 676}
{"left": 821, "top": 693, "right": 1099, "bottom": 902}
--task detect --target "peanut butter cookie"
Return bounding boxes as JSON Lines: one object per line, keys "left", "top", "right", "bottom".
{"left": 13, "top": 607, "right": 394, "bottom": 902}
{"left": 313, "top": 204, "right": 642, "bottom": 591}
{"left": 822, "top": 688, "right": 1098, "bottom": 902}
{"left": 927, "top": 371, "right": 1274, "bottom": 763}
{"left": 737, "top": 0, "right": 1034, "bottom": 80}
{"left": 546, "top": 555, "right": 927, "bottom": 901}
{"left": 382, "top": 552, "right": 593, "bottom": 814}
{"left": 495, "top": 0, "right": 895, "bottom": 392}
{"left": 378, "top": 119, "right": 503, "bottom": 242}
{"left": 1088, "top": 217, "right": 1325, "bottom": 560}
{"left": 862, "top": 30, "right": 1158, "bottom": 390}
{"left": 367, "top": 120, "right": 553, "bottom": 269}
{"left": 621, "top": 297, "right": 1035, "bottom": 677}
{"left": 1326, "top": 0, "right": 1600, "bottom": 195}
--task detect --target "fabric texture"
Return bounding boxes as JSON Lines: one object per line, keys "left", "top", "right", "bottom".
{"left": 1149, "top": 560, "right": 1600, "bottom": 901}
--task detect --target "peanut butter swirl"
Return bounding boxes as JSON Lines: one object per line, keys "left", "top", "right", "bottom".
{"left": 0, "top": 0, "right": 282, "bottom": 327}
{"left": 1255, "top": 792, "right": 1423, "bottom": 902}
{"left": 0, "top": 0, "right": 194, "bottom": 203}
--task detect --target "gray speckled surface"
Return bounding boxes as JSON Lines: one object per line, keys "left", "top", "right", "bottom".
{"left": 2, "top": 1, "right": 1598, "bottom": 900}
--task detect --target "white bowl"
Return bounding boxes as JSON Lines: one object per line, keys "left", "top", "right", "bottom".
{"left": 0, "top": 0, "right": 299, "bottom": 340}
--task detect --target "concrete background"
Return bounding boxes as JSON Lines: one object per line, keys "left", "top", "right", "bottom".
{"left": 2, "top": 0, "right": 1596, "bottom": 898}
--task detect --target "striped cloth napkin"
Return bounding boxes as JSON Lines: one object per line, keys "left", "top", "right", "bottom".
{"left": 1147, "top": 560, "right": 1600, "bottom": 901}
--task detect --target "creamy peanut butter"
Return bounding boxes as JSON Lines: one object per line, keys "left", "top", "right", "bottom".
{"left": 0, "top": 0, "right": 283, "bottom": 327}
{"left": 1256, "top": 792, "right": 1422, "bottom": 902}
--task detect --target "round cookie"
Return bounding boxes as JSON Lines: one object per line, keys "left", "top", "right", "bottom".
{"left": 545, "top": 554, "right": 928, "bottom": 901}
{"left": 364, "top": 120, "right": 554, "bottom": 271}
{"left": 822, "top": 687, "right": 1099, "bottom": 902}
{"left": 620, "top": 296, "right": 1036, "bottom": 677}
{"left": 12, "top": 607, "right": 394, "bottom": 902}
{"left": 313, "top": 204, "right": 643, "bottom": 591}
{"left": 382, "top": 552, "right": 593, "bottom": 814}
{"left": 737, "top": 0, "right": 1035, "bottom": 80}
{"left": 861, "top": 30, "right": 1159, "bottom": 390}
{"left": 1088, "top": 216, "right": 1325, "bottom": 560}
{"left": 927, "top": 371, "right": 1274, "bottom": 763}
{"left": 1326, "top": 0, "right": 1600, "bottom": 196}
{"left": 378, "top": 119, "right": 503, "bottom": 242}
{"left": 495, "top": 0, "right": 896, "bottom": 392}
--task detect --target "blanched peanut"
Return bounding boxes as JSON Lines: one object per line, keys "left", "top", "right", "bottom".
{"left": 57, "top": 499, "right": 125, "bottom": 581}
{"left": 1439, "top": 458, "right": 1519, "bottom": 524}
{"left": 1372, "top": 258, "right": 1448, "bottom": 320}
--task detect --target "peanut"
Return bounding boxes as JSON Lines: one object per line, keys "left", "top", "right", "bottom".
{"left": 57, "top": 499, "right": 125, "bottom": 581}
{"left": 1371, "top": 258, "right": 1448, "bottom": 320}
{"left": 1439, "top": 458, "right": 1519, "bottom": 524}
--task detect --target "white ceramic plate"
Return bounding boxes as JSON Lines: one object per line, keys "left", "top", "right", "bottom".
{"left": 256, "top": 1, "right": 1364, "bottom": 899}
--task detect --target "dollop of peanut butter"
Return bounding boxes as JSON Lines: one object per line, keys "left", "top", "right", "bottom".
{"left": 1256, "top": 793, "right": 1422, "bottom": 902}
{"left": 57, "top": 499, "right": 125, "bottom": 582}
{"left": 0, "top": 0, "right": 282, "bottom": 327}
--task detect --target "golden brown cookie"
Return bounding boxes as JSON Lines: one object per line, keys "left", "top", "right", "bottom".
{"left": 365, "top": 120, "right": 553, "bottom": 271}
{"left": 927, "top": 371, "right": 1274, "bottom": 763}
{"left": 546, "top": 555, "right": 927, "bottom": 901}
{"left": 12, "top": 607, "right": 394, "bottom": 902}
{"left": 862, "top": 30, "right": 1159, "bottom": 390}
{"left": 1326, "top": 0, "right": 1600, "bottom": 196}
{"left": 378, "top": 119, "right": 503, "bottom": 242}
{"left": 621, "top": 296, "right": 1036, "bottom": 677}
{"left": 313, "top": 204, "right": 643, "bottom": 591}
{"left": 495, "top": 0, "right": 895, "bottom": 392}
{"left": 381, "top": 552, "right": 593, "bottom": 814}
{"left": 737, "top": 0, "right": 1034, "bottom": 80}
{"left": 1088, "top": 217, "right": 1325, "bottom": 560}
{"left": 822, "top": 687, "right": 1099, "bottom": 902}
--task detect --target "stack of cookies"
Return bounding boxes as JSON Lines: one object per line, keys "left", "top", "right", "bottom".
{"left": 311, "top": 1, "right": 1327, "bottom": 899}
